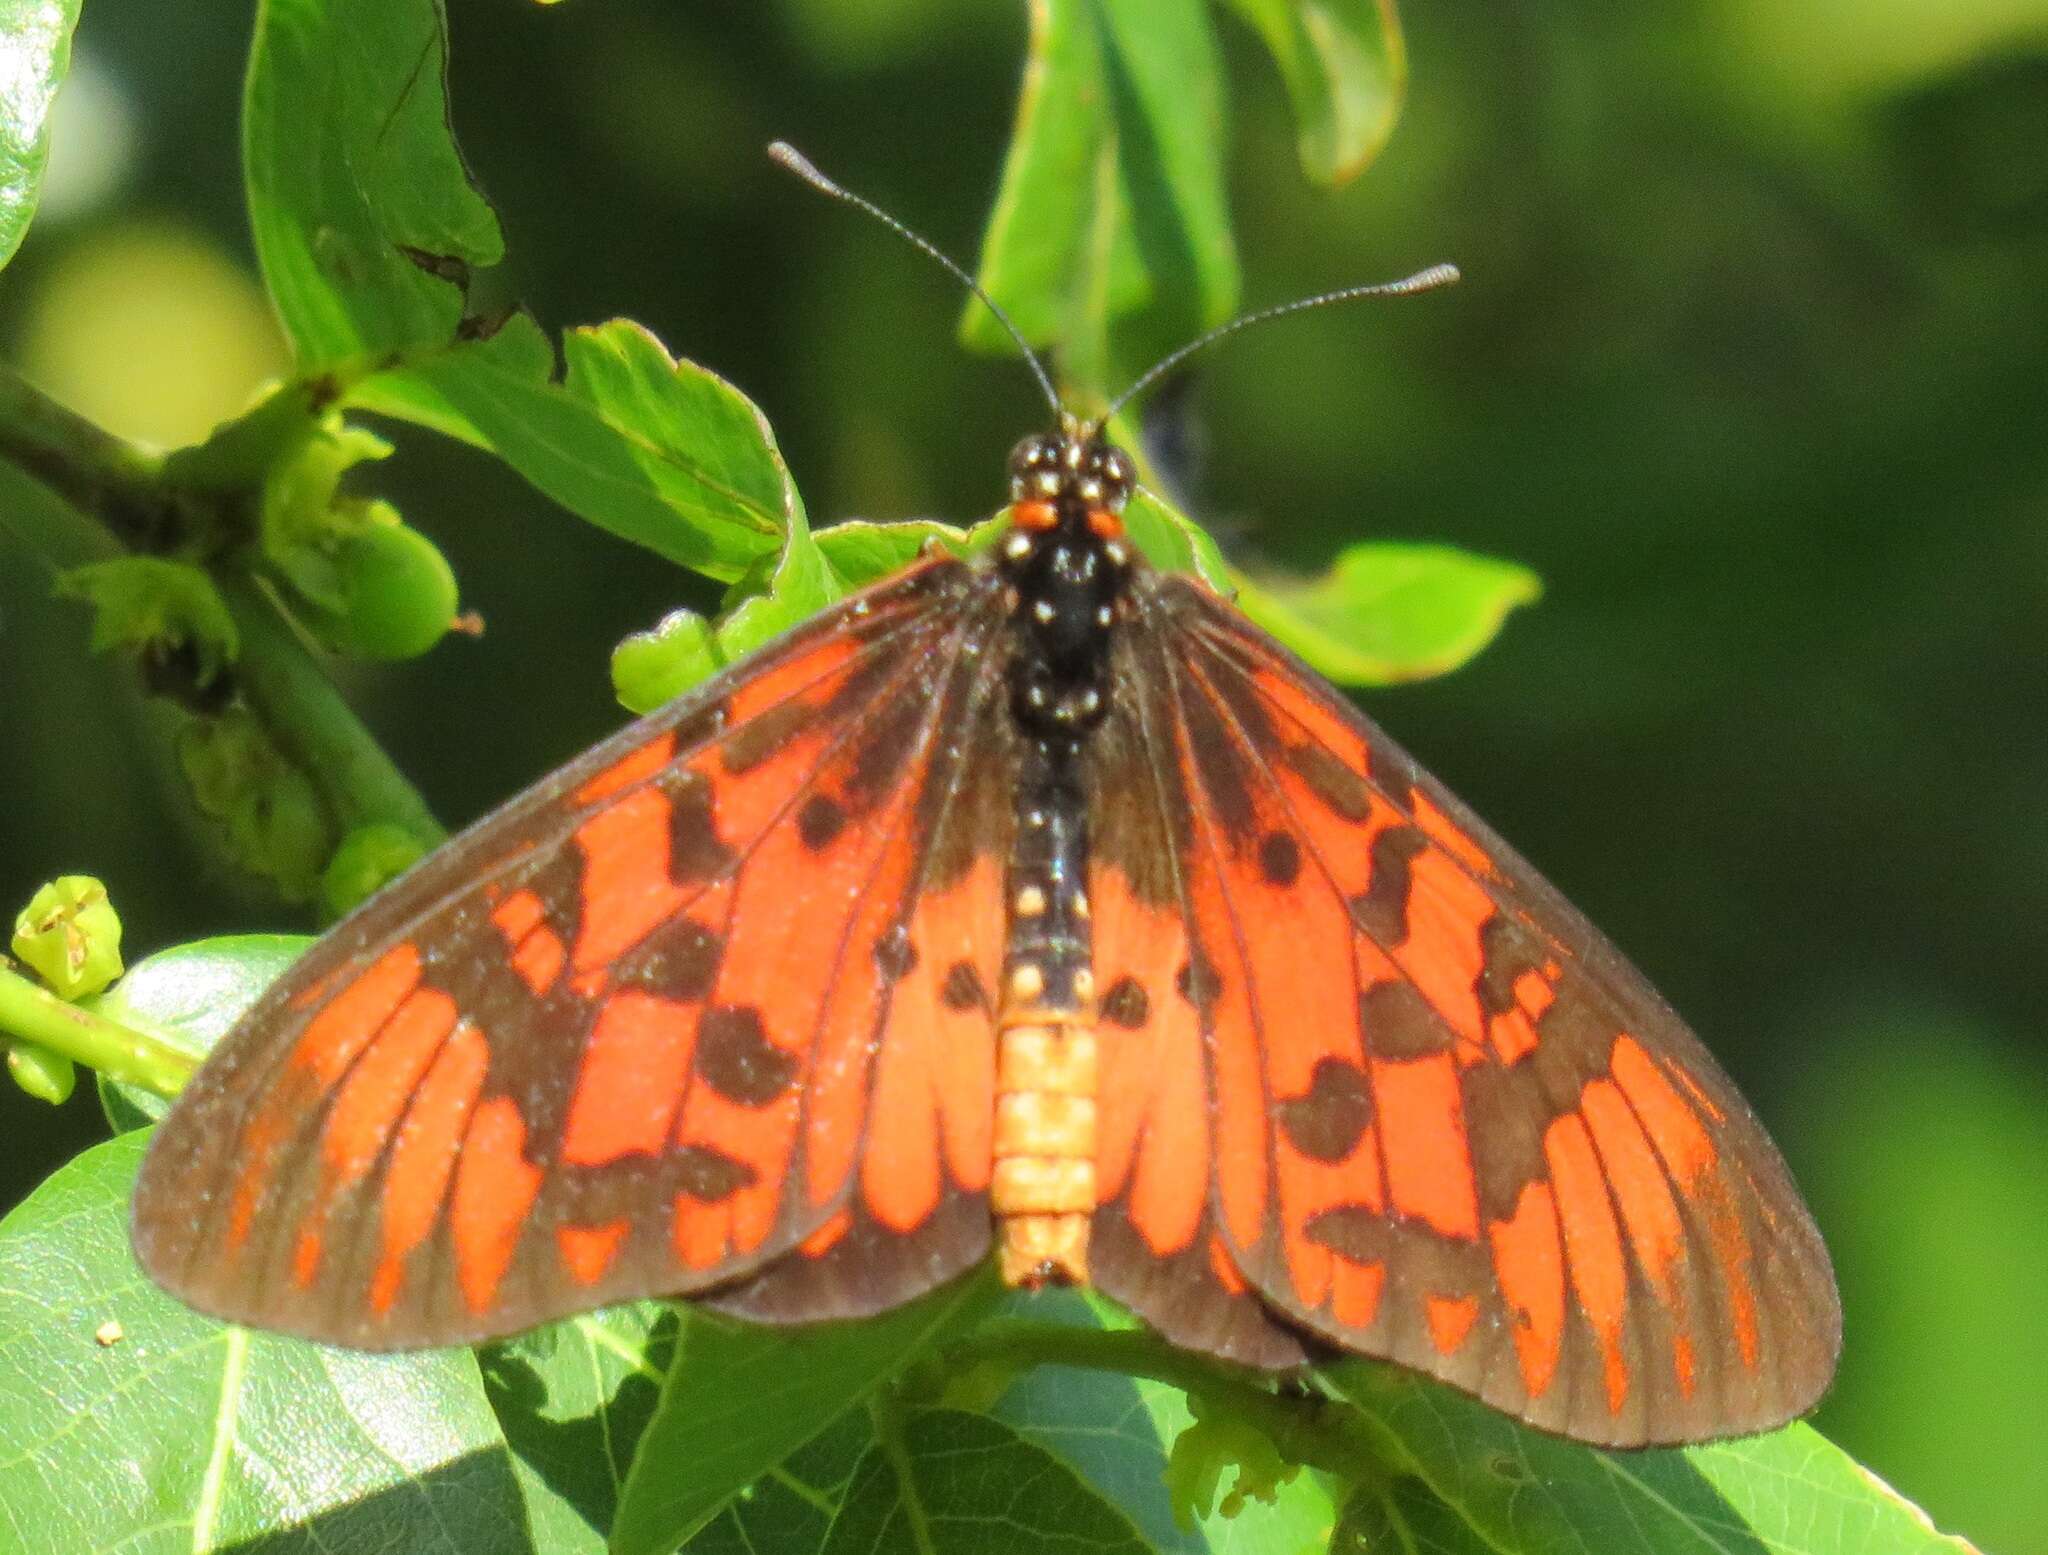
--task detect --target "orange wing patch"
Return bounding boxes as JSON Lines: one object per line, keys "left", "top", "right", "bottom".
{"left": 1091, "top": 867, "right": 1206, "bottom": 1258}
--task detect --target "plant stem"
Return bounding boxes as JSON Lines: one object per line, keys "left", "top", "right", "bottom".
{"left": 218, "top": 574, "right": 445, "bottom": 844}
{"left": 0, "top": 368, "right": 180, "bottom": 550}
{"left": 940, "top": 1320, "right": 1383, "bottom": 1482}
{"left": 0, "top": 964, "right": 197, "bottom": 1097}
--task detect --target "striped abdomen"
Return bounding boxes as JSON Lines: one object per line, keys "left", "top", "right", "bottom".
{"left": 992, "top": 735, "right": 1098, "bottom": 1284}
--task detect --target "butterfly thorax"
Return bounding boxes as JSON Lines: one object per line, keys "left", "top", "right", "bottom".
{"left": 989, "top": 426, "right": 1136, "bottom": 1288}
{"left": 997, "top": 425, "right": 1136, "bottom": 734}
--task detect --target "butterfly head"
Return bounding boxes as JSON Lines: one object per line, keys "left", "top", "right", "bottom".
{"left": 1006, "top": 421, "right": 1135, "bottom": 542}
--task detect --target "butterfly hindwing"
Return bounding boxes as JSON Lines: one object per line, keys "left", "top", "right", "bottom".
{"left": 1088, "top": 570, "right": 1839, "bottom": 1445}
{"left": 130, "top": 558, "right": 1012, "bottom": 1348}
{"left": 1084, "top": 669, "right": 1310, "bottom": 1368}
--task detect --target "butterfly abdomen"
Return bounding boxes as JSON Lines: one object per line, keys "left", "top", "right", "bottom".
{"left": 994, "top": 734, "right": 1100, "bottom": 1285}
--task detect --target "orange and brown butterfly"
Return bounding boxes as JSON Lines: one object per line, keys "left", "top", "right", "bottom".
{"left": 130, "top": 147, "right": 1839, "bottom": 1451}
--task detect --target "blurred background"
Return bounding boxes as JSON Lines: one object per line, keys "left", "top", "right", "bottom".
{"left": 3, "top": 0, "right": 2045, "bottom": 1546}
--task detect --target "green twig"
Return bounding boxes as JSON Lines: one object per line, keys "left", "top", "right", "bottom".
{"left": 0, "top": 964, "right": 196, "bottom": 1097}
{"left": 938, "top": 1320, "right": 1382, "bottom": 1482}
{"left": 0, "top": 367, "right": 181, "bottom": 551}
{"left": 218, "top": 574, "right": 445, "bottom": 844}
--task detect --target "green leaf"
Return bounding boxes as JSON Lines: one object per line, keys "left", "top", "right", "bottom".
{"left": 613, "top": 510, "right": 1020, "bottom": 712}
{"left": 993, "top": 1291, "right": 1338, "bottom": 1553}
{"left": 1231, "top": 541, "right": 1541, "bottom": 686}
{"left": 375, "top": 315, "right": 798, "bottom": 582}
{"left": 244, "top": 0, "right": 503, "bottom": 367}
{"left": 822, "top": 1407, "right": 1151, "bottom": 1555}
{"left": 970, "top": 0, "right": 1237, "bottom": 399}
{"left": 610, "top": 1273, "right": 1001, "bottom": 1555}
{"left": 87, "top": 934, "right": 310, "bottom": 1130}
{"left": 480, "top": 1304, "right": 679, "bottom": 1555}
{"left": 0, "top": 1132, "right": 535, "bottom": 1553}
{"left": 1217, "top": 0, "right": 1406, "bottom": 185}
{"left": 0, "top": 0, "right": 81, "bottom": 269}
{"left": 682, "top": 1409, "right": 873, "bottom": 1555}
{"left": 323, "top": 821, "right": 432, "bottom": 917}
{"left": 1123, "top": 486, "right": 1234, "bottom": 588}
{"left": 1327, "top": 1361, "right": 1973, "bottom": 1554}
{"left": 611, "top": 486, "right": 842, "bottom": 714}
{"left": 813, "top": 517, "right": 993, "bottom": 587}
{"left": 1331, "top": 1478, "right": 1494, "bottom": 1554}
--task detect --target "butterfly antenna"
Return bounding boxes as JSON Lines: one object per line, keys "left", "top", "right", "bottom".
{"left": 1101, "top": 263, "right": 1462, "bottom": 425}
{"left": 768, "top": 141, "right": 1064, "bottom": 418}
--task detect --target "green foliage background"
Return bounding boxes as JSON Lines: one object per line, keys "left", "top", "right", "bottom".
{"left": 1, "top": 0, "right": 2045, "bottom": 1551}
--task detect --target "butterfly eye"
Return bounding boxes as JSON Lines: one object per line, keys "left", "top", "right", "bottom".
{"left": 1007, "top": 432, "right": 1062, "bottom": 495}
{"left": 1083, "top": 444, "right": 1134, "bottom": 513}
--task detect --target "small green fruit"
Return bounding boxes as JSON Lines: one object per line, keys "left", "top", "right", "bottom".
{"left": 316, "top": 518, "right": 460, "bottom": 661}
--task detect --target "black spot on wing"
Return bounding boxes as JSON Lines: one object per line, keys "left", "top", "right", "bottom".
{"left": 1348, "top": 825, "right": 1428, "bottom": 947}
{"left": 1100, "top": 975, "right": 1150, "bottom": 1029}
{"left": 1277, "top": 1057, "right": 1374, "bottom": 1163}
{"left": 695, "top": 1006, "right": 797, "bottom": 1106}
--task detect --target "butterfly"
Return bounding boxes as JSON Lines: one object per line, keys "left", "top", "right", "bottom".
{"left": 130, "top": 154, "right": 1839, "bottom": 1451}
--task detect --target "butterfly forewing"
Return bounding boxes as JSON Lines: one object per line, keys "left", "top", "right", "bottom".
{"left": 130, "top": 558, "right": 1012, "bottom": 1348}
{"left": 1084, "top": 570, "right": 1839, "bottom": 1445}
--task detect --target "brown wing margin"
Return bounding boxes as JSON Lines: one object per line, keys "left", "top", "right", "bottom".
{"left": 130, "top": 559, "right": 1006, "bottom": 1348}
{"left": 1145, "top": 570, "right": 1838, "bottom": 1445}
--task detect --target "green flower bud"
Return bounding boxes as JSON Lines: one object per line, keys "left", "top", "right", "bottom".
{"left": 56, "top": 558, "right": 239, "bottom": 689}
{"left": 7, "top": 1043, "right": 77, "bottom": 1105}
{"left": 259, "top": 419, "right": 393, "bottom": 572}
{"left": 323, "top": 823, "right": 430, "bottom": 919}
{"left": 229, "top": 765, "right": 332, "bottom": 904}
{"left": 177, "top": 712, "right": 334, "bottom": 901}
{"left": 12, "top": 875, "right": 125, "bottom": 998}
{"left": 612, "top": 607, "right": 717, "bottom": 714}
{"left": 256, "top": 416, "right": 458, "bottom": 661}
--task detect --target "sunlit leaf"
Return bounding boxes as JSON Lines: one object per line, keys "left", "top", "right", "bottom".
{"left": 611, "top": 515, "right": 842, "bottom": 713}
{"left": 610, "top": 1273, "right": 1001, "bottom": 1555}
{"left": 0, "top": 0, "right": 83, "bottom": 268}
{"left": 481, "top": 1303, "right": 678, "bottom": 1554}
{"left": 822, "top": 1408, "right": 1150, "bottom": 1555}
{"left": 992, "top": 1291, "right": 1339, "bottom": 1553}
{"left": 969, "top": 0, "right": 1236, "bottom": 397}
{"left": 244, "top": 0, "right": 502, "bottom": 365}
{"left": 1232, "top": 541, "right": 1540, "bottom": 685}
{"left": 0, "top": 1133, "right": 532, "bottom": 1553}
{"left": 88, "top": 934, "right": 309, "bottom": 1130}
{"left": 1217, "top": 0, "right": 1406, "bottom": 185}
{"left": 1329, "top": 1361, "right": 1974, "bottom": 1555}
{"left": 379, "top": 315, "right": 801, "bottom": 582}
